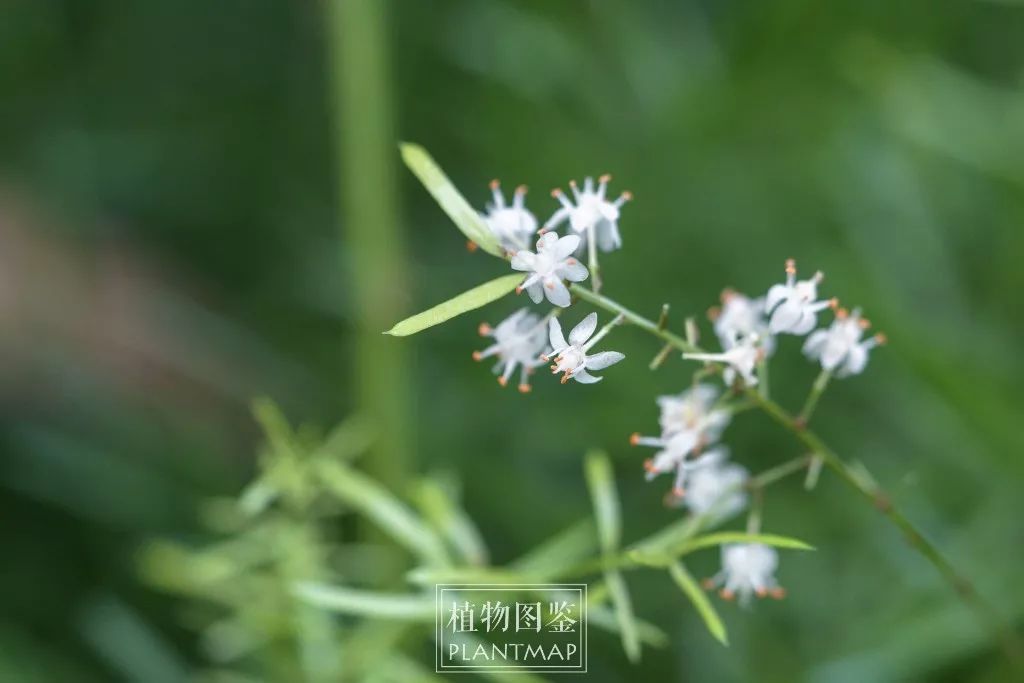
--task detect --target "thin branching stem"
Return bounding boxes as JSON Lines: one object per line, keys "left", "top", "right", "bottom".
{"left": 568, "top": 283, "right": 1023, "bottom": 667}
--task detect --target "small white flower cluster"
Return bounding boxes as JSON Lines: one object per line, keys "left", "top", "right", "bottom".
{"left": 683, "top": 259, "right": 885, "bottom": 387}
{"left": 472, "top": 176, "right": 633, "bottom": 389}
{"left": 704, "top": 543, "right": 785, "bottom": 605}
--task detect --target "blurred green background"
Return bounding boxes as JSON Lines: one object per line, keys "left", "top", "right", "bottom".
{"left": 2, "top": 0, "right": 1024, "bottom": 681}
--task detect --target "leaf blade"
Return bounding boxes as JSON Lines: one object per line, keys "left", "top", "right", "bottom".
{"left": 293, "top": 583, "right": 434, "bottom": 621}
{"left": 384, "top": 274, "right": 523, "bottom": 336}
{"left": 668, "top": 561, "right": 728, "bottom": 645}
{"left": 400, "top": 143, "right": 502, "bottom": 256}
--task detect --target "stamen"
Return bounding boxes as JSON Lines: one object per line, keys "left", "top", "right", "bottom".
{"left": 701, "top": 578, "right": 716, "bottom": 590}
{"left": 478, "top": 322, "right": 492, "bottom": 336}
{"left": 518, "top": 383, "right": 532, "bottom": 394}
{"left": 874, "top": 332, "right": 888, "bottom": 345}
{"left": 630, "top": 432, "right": 641, "bottom": 446}
{"left": 672, "top": 485, "right": 686, "bottom": 498}
{"left": 489, "top": 179, "right": 500, "bottom": 190}
{"left": 719, "top": 589, "right": 735, "bottom": 601}
{"left": 599, "top": 173, "right": 612, "bottom": 183}
{"left": 836, "top": 307, "right": 849, "bottom": 320}
{"left": 812, "top": 270, "right": 824, "bottom": 283}
{"left": 560, "top": 373, "right": 570, "bottom": 384}
{"left": 858, "top": 317, "right": 871, "bottom": 329}
{"left": 828, "top": 297, "right": 839, "bottom": 310}
{"left": 466, "top": 240, "right": 478, "bottom": 252}
{"left": 471, "top": 351, "right": 483, "bottom": 361}
{"left": 707, "top": 305, "right": 721, "bottom": 321}
{"left": 785, "top": 258, "right": 796, "bottom": 275}
{"left": 643, "top": 458, "right": 657, "bottom": 473}
{"left": 770, "top": 587, "right": 786, "bottom": 600}
{"left": 514, "top": 184, "right": 527, "bottom": 195}
{"left": 720, "top": 287, "right": 737, "bottom": 303}
{"left": 515, "top": 286, "right": 524, "bottom": 295}
{"left": 755, "top": 587, "right": 768, "bottom": 598}
{"left": 497, "top": 376, "right": 508, "bottom": 387}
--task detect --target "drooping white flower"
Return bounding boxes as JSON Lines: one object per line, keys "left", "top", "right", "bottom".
{"left": 632, "top": 385, "right": 731, "bottom": 495}
{"left": 480, "top": 180, "right": 537, "bottom": 253}
{"left": 704, "top": 543, "right": 784, "bottom": 605}
{"left": 472, "top": 309, "right": 549, "bottom": 392}
{"left": 711, "top": 289, "right": 775, "bottom": 357}
{"left": 542, "top": 175, "right": 632, "bottom": 253}
{"left": 511, "top": 233, "right": 589, "bottom": 307}
{"left": 683, "top": 333, "right": 763, "bottom": 387}
{"left": 545, "top": 312, "right": 625, "bottom": 384}
{"left": 765, "top": 259, "right": 836, "bottom": 335}
{"left": 673, "top": 448, "right": 748, "bottom": 518}
{"left": 803, "top": 307, "right": 886, "bottom": 378}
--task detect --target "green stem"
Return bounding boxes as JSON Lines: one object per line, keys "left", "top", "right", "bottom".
{"left": 588, "top": 226, "right": 602, "bottom": 294}
{"left": 568, "top": 284, "right": 1023, "bottom": 666}
{"left": 798, "top": 369, "right": 832, "bottom": 426}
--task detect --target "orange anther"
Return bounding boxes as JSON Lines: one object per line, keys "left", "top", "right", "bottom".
{"left": 497, "top": 376, "right": 508, "bottom": 387}
{"left": 719, "top": 589, "right": 735, "bottom": 601}
{"left": 630, "top": 432, "right": 642, "bottom": 446}
{"left": 489, "top": 179, "right": 500, "bottom": 190}
{"left": 518, "top": 383, "right": 532, "bottom": 394}
{"left": 478, "top": 323, "right": 492, "bottom": 336}
{"left": 466, "top": 240, "right": 479, "bottom": 252}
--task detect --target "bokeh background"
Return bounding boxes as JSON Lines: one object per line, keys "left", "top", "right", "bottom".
{"left": 3, "top": 0, "right": 1024, "bottom": 681}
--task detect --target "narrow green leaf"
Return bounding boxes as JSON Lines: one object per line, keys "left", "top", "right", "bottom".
{"left": 405, "top": 567, "right": 531, "bottom": 587}
{"left": 584, "top": 450, "right": 620, "bottom": 553}
{"left": 400, "top": 143, "right": 502, "bottom": 256}
{"left": 384, "top": 274, "right": 522, "bottom": 336}
{"left": 508, "top": 520, "right": 597, "bottom": 580}
{"left": 293, "top": 583, "right": 433, "bottom": 621}
{"left": 412, "top": 477, "right": 489, "bottom": 566}
{"left": 668, "top": 561, "right": 728, "bottom": 646}
{"left": 605, "top": 569, "right": 641, "bottom": 663}
{"left": 631, "top": 531, "right": 814, "bottom": 567}
{"left": 315, "top": 460, "right": 450, "bottom": 566}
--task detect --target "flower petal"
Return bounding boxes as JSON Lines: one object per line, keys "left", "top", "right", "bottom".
{"left": 765, "top": 284, "right": 789, "bottom": 314}
{"left": 526, "top": 283, "right": 544, "bottom": 304}
{"left": 585, "top": 351, "right": 625, "bottom": 371}
{"left": 544, "top": 278, "right": 572, "bottom": 307}
{"left": 572, "top": 368, "right": 602, "bottom": 384}
{"left": 569, "top": 312, "right": 598, "bottom": 345}
{"left": 548, "top": 316, "right": 568, "bottom": 352}
{"left": 554, "top": 234, "right": 581, "bottom": 259}
{"left": 559, "top": 261, "right": 589, "bottom": 282}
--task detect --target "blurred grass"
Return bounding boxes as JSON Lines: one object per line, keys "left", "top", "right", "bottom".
{"left": 1, "top": 0, "right": 1023, "bottom": 681}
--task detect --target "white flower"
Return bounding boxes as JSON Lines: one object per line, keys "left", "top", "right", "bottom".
{"left": 704, "top": 543, "right": 784, "bottom": 605}
{"left": 543, "top": 175, "right": 632, "bottom": 253}
{"left": 711, "top": 289, "right": 775, "bottom": 357}
{"left": 473, "top": 309, "right": 549, "bottom": 392}
{"left": 803, "top": 307, "right": 886, "bottom": 378}
{"left": 545, "top": 312, "right": 625, "bottom": 384}
{"left": 673, "top": 448, "right": 748, "bottom": 518}
{"left": 683, "top": 333, "right": 763, "bottom": 387}
{"left": 632, "top": 385, "right": 731, "bottom": 495}
{"left": 481, "top": 180, "right": 537, "bottom": 253}
{"left": 765, "top": 259, "right": 837, "bottom": 335}
{"left": 511, "top": 233, "right": 589, "bottom": 307}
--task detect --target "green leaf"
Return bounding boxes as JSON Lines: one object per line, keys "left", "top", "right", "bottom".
{"left": 405, "top": 567, "right": 531, "bottom": 587}
{"left": 668, "top": 561, "right": 728, "bottom": 646}
{"left": 584, "top": 450, "right": 621, "bottom": 553}
{"left": 605, "top": 569, "right": 641, "bottom": 663}
{"left": 293, "top": 583, "right": 434, "bottom": 621}
{"left": 508, "top": 520, "right": 596, "bottom": 581}
{"left": 412, "top": 477, "right": 489, "bottom": 566}
{"left": 400, "top": 143, "right": 502, "bottom": 256}
{"left": 315, "top": 460, "right": 451, "bottom": 566}
{"left": 384, "top": 274, "right": 523, "bottom": 336}
{"left": 631, "top": 531, "right": 814, "bottom": 567}
{"left": 587, "top": 604, "right": 669, "bottom": 648}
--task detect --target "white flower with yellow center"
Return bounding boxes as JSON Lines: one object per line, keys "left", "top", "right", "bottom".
{"left": 472, "top": 309, "right": 549, "bottom": 392}
{"left": 481, "top": 180, "right": 537, "bottom": 253}
{"left": 803, "top": 307, "right": 886, "bottom": 377}
{"left": 765, "top": 259, "right": 837, "bottom": 335}
{"left": 545, "top": 312, "right": 625, "bottom": 384}
{"left": 704, "top": 543, "right": 785, "bottom": 605}
{"left": 543, "top": 175, "right": 632, "bottom": 253}
{"left": 511, "top": 233, "right": 589, "bottom": 307}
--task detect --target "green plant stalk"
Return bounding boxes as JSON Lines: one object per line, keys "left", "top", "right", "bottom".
{"left": 798, "top": 368, "right": 832, "bottom": 425}
{"left": 326, "top": 0, "right": 413, "bottom": 488}
{"left": 568, "top": 283, "right": 1023, "bottom": 666}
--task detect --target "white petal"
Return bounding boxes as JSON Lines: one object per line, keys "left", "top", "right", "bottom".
{"left": 572, "top": 368, "right": 602, "bottom": 384}
{"left": 548, "top": 317, "right": 568, "bottom": 352}
{"left": 802, "top": 329, "right": 828, "bottom": 358}
{"left": 526, "top": 283, "right": 544, "bottom": 304}
{"left": 839, "top": 343, "right": 869, "bottom": 377}
{"left": 510, "top": 251, "right": 535, "bottom": 271}
{"left": 536, "top": 231, "right": 559, "bottom": 251}
{"left": 544, "top": 278, "right": 572, "bottom": 307}
{"left": 555, "top": 234, "right": 581, "bottom": 258}
{"left": 820, "top": 341, "right": 848, "bottom": 371}
{"left": 789, "top": 310, "right": 818, "bottom": 336}
{"left": 585, "top": 351, "right": 625, "bottom": 371}
{"left": 559, "top": 261, "right": 589, "bottom": 282}
{"left": 569, "top": 312, "right": 598, "bottom": 345}
{"left": 768, "top": 300, "right": 802, "bottom": 334}
{"left": 765, "top": 284, "right": 789, "bottom": 313}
